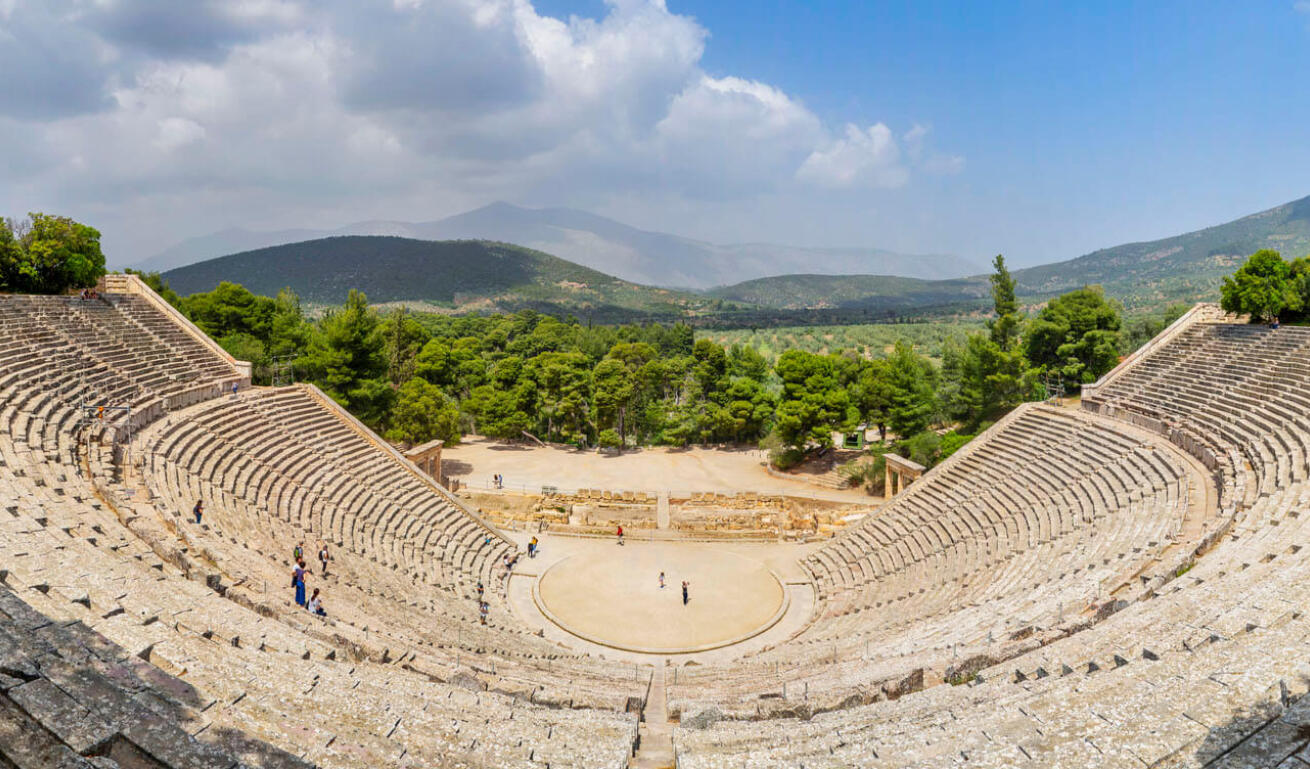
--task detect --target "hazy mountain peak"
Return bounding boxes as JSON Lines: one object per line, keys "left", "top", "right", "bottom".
{"left": 136, "top": 202, "right": 979, "bottom": 287}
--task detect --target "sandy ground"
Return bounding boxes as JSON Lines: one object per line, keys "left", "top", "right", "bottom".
{"left": 537, "top": 542, "right": 784, "bottom": 652}
{"left": 443, "top": 437, "right": 873, "bottom": 502}
{"left": 505, "top": 531, "right": 821, "bottom": 664}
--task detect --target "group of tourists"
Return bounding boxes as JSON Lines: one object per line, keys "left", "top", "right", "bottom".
{"left": 190, "top": 499, "right": 333, "bottom": 618}
{"left": 291, "top": 541, "right": 330, "bottom": 617}
{"left": 657, "top": 571, "right": 691, "bottom": 604}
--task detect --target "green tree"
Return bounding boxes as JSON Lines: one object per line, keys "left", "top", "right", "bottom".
{"left": 527, "top": 351, "right": 592, "bottom": 442}
{"left": 987, "top": 254, "right": 1021, "bottom": 352}
{"left": 886, "top": 342, "right": 937, "bottom": 438}
{"left": 183, "top": 281, "right": 278, "bottom": 340}
{"left": 415, "top": 339, "right": 454, "bottom": 387}
{"left": 1024, "top": 286, "right": 1122, "bottom": 388}
{"left": 593, "top": 357, "right": 635, "bottom": 448}
{"left": 267, "top": 288, "right": 312, "bottom": 366}
{"left": 726, "top": 343, "right": 769, "bottom": 382}
{"left": 301, "top": 289, "right": 393, "bottom": 425}
{"left": 597, "top": 428, "right": 622, "bottom": 449}
{"left": 850, "top": 357, "right": 895, "bottom": 442}
{"left": 1221, "top": 249, "right": 1301, "bottom": 323}
{"left": 941, "top": 254, "right": 1030, "bottom": 427}
{"left": 0, "top": 220, "right": 22, "bottom": 292}
{"left": 902, "top": 430, "right": 942, "bottom": 467}
{"left": 379, "top": 307, "right": 431, "bottom": 385}
{"left": 386, "top": 377, "right": 461, "bottom": 446}
{"left": 217, "top": 333, "right": 266, "bottom": 372}
{"left": 773, "top": 350, "right": 856, "bottom": 451}
{"left": 722, "top": 377, "right": 775, "bottom": 443}
{"left": 0, "top": 213, "right": 105, "bottom": 293}
{"left": 936, "top": 335, "right": 972, "bottom": 423}
{"left": 1290, "top": 256, "right": 1310, "bottom": 323}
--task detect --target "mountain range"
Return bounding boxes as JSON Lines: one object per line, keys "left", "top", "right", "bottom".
{"left": 135, "top": 202, "right": 982, "bottom": 289}
{"left": 157, "top": 193, "right": 1310, "bottom": 321}
{"left": 160, "top": 237, "right": 737, "bottom": 324}
{"left": 710, "top": 194, "right": 1310, "bottom": 313}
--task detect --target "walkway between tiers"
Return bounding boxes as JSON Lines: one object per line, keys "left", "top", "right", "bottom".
{"left": 631, "top": 664, "right": 674, "bottom": 769}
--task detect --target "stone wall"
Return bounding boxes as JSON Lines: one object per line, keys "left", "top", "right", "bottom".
{"left": 459, "top": 488, "right": 872, "bottom": 538}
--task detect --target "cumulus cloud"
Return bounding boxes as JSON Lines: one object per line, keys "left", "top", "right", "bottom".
{"left": 796, "top": 123, "right": 906, "bottom": 189}
{"left": 85, "top": 0, "right": 304, "bottom": 61}
{"left": 0, "top": 0, "right": 962, "bottom": 259}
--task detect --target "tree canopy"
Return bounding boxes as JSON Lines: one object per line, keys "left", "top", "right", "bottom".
{"left": 1024, "top": 286, "right": 1122, "bottom": 387}
{"left": 0, "top": 213, "right": 105, "bottom": 294}
{"left": 1220, "top": 249, "right": 1303, "bottom": 322}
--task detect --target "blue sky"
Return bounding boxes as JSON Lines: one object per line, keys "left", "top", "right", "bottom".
{"left": 0, "top": 0, "right": 1306, "bottom": 268}
{"left": 542, "top": 1, "right": 1310, "bottom": 262}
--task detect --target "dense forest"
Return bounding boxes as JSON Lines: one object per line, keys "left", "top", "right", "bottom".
{"left": 125, "top": 255, "right": 1176, "bottom": 484}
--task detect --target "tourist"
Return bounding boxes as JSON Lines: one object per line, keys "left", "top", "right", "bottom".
{"left": 292, "top": 560, "right": 308, "bottom": 607}
{"left": 231, "top": 382, "right": 239, "bottom": 398}
{"left": 616, "top": 525, "right": 624, "bottom": 546}
{"left": 659, "top": 571, "right": 666, "bottom": 589}
{"left": 682, "top": 580, "right": 689, "bottom": 605}
{"left": 476, "top": 581, "right": 484, "bottom": 600}
{"left": 318, "top": 543, "right": 330, "bottom": 576}
{"left": 293, "top": 542, "right": 304, "bottom": 563}
{"left": 479, "top": 601, "right": 489, "bottom": 626}
{"left": 528, "top": 536, "right": 538, "bottom": 558}
{"left": 193, "top": 499, "right": 203, "bottom": 525}
{"left": 306, "top": 588, "right": 326, "bottom": 617}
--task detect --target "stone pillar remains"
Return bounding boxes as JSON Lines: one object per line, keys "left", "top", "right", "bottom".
{"left": 404, "top": 439, "right": 444, "bottom": 482}
{"left": 883, "top": 454, "right": 926, "bottom": 498}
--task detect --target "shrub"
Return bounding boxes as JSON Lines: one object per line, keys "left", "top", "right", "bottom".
{"left": 762, "top": 431, "right": 804, "bottom": 470}
{"left": 597, "top": 428, "right": 622, "bottom": 450}
{"left": 903, "top": 430, "right": 942, "bottom": 468}
{"left": 938, "top": 431, "right": 974, "bottom": 461}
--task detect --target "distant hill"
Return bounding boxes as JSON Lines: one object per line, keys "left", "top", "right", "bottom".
{"left": 708, "top": 274, "right": 990, "bottom": 312}
{"left": 160, "top": 237, "right": 733, "bottom": 321}
{"left": 136, "top": 202, "right": 982, "bottom": 288}
{"left": 1012, "top": 194, "right": 1310, "bottom": 309}
{"left": 714, "top": 194, "right": 1310, "bottom": 313}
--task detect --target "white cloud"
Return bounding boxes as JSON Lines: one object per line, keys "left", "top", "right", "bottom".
{"left": 154, "top": 117, "right": 206, "bottom": 151}
{"left": 796, "top": 123, "right": 907, "bottom": 189}
{"left": 0, "top": 0, "right": 962, "bottom": 261}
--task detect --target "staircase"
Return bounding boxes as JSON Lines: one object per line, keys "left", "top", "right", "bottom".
{"left": 631, "top": 665, "right": 674, "bottom": 769}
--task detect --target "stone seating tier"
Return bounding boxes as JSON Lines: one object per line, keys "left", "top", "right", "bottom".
{"left": 0, "top": 292, "right": 640, "bottom": 767}
{"left": 9, "top": 291, "right": 1310, "bottom": 767}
